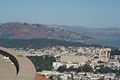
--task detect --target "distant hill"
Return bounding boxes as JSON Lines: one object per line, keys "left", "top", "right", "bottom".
{"left": 0, "top": 22, "right": 119, "bottom": 47}
{"left": 0, "top": 22, "right": 93, "bottom": 42}
{"left": 46, "top": 24, "right": 120, "bottom": 47}
{"left": 53, "top": 25, "right": 120, "bottom": 38}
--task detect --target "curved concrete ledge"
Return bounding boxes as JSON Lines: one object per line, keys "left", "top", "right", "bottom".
{"left": 0, "top": 50, "right": 19, "bottom": 74}
{"left": 0, "top": 47, "right": 36, "bottom": 80}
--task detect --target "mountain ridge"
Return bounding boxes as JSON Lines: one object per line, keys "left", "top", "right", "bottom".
{"left": 0, "top": 22, "right": 93, "bottom": 42}
{"left": 50, "top": 24, "right": 120, "bottom": 38}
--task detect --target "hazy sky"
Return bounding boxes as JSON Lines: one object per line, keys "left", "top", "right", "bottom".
{"left": 0, "top": 0, "right": 120, "bottom": 28}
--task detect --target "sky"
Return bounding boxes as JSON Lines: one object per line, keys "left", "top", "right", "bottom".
{"left": 0, "top": 0, "right": 120, "bottom": 28}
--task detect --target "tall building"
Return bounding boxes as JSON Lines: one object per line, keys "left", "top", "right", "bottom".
{"left": 99, "top": 48, "right": 111, "bottom": 62}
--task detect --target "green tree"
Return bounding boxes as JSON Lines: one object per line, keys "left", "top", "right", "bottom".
{"left": 57, "top": 65, "right": 67, "bottom": 73}
{"left": 81, "top": 64, "right": 93, "bottom": 72}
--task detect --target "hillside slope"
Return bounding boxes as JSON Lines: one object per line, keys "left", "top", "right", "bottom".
{"left": 0, "top": 22, "right": 93, "bottom": 42}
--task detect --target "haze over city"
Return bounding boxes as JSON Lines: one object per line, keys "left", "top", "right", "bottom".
{"left": 0, "top": 0, "right": 120, "bottom": 28}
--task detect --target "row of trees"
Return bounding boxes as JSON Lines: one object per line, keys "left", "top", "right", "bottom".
{"left": 57, "top": 64, "right": 120, "bottom": 75}
{"left": 57, "top": 64, "right": 93, "bottom": 73}
{"left": 110, "top": 48, "right": 120, "bottom": 56}
{"left": 95, "top": 65, "right": 120, "bottom": 75}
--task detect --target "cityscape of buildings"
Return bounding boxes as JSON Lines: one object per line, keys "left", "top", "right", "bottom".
{"left": 0, "top": 0, "right": 120, "bottom": 80}
{"left": 5, "top": 46, "right": 119, "bottom": 80}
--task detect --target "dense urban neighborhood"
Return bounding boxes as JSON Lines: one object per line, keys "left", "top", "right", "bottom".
{"left": 10, "top": 46, "right": 120, "bottom": 80}
{"left": 0, "top": 0, "right": 120, "bottom": 80}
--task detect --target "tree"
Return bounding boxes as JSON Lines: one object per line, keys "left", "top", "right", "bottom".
{"left": 57, "top": 65, "right": 67, "bottom": 73}
{"left": 81, "top": 64, "right": 93, "bottom": 72}
{"left": 77, "top": 67, "right": 82, "bottom": 72}
{"left": 95, "top": 66, "right": 114, "bottom": 74}
{"left": 67, "top": 66, "right": 77, "bottom": 72}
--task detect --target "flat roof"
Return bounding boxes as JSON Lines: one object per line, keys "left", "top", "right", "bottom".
{"left": 60, "top": 55, "right": 88, "bottom": 63}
